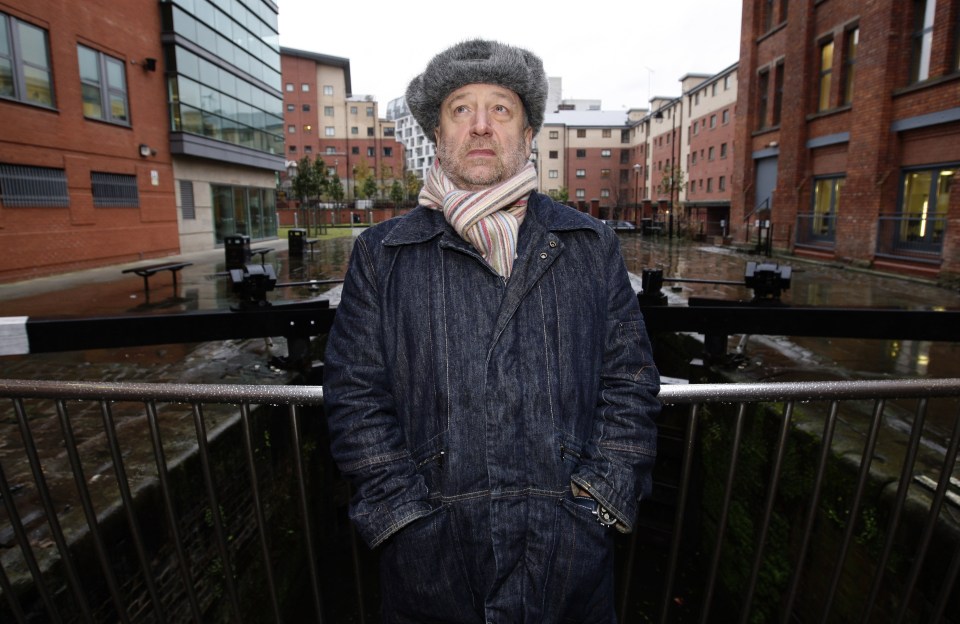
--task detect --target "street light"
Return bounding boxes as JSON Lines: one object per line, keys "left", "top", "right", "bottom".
{"left": 633, "top": 163, "right": 642, "bottom": 224}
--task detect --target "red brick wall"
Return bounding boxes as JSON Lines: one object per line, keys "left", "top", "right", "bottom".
{"left": 0, "top": 0, "right": 177, "bottom": 282}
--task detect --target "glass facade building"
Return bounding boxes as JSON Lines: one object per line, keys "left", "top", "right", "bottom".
{"left": 160, "top": 0, "right": 283, "bottom": 243}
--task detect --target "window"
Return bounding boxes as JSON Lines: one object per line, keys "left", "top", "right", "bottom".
{"left": 367, "top": 147, "right": 375, "bottom": 157}
{"left": 302, "top": 124, "right": 312, "bottom": 133}
{"left": 600, "top": 169, "right": 611, "bottom": 178}
{"left": 577, "top": 129, "right": 587, "bottom": 138}
{"left": 323, "top": 85, "right": 334, "bottom": 95}
{"left": 289, "top": 145, "right": 297, "bottom": 153}
{"left": 384, "top": 146, "right": 393, "bottom": 157}
{"left": 285, "top": 83, "right": 294, "bottom": 92}
{"left": 77, "top": 45, "right": 129, "bottom": 124}
{"left": 549, "top": 150, "right": 558, "bottom": 159}
{"left": 843, "top": 27, "right": 858, "bottom": 104}
{"left": 724, "top": 75, "right": 731, "bottom": 90}
{"left": 351, "top": 126, "right": 358, "bottom": 135}
{"left": 576, "top": 169, "right": 586, "bottom": 178}
{"left": 549, "top": 170, "right": 559, "bottom": 179}
{"left": 367, "top": 127, "right": 374, "bottom": 137}
{"left": 366, "top": 107, "right": 373, "bottom": 116}
{"left": 286, "top": 104, "right": 295, "bottom": 112}
{"left": 719, "top": 176, "right": 726, "bottom": 191}
{"left": 576, "top": 189, "right": 585, "bottom": 199}
{"left": 0, "top": 163, "right": 68, "bottom": 206}
{"left": 325, "top": 146, "right": 336, "bottom": 154}
{"left": 179, "top": 180, "right": 195, "bottom": 219}
{"left": 710, "top": 114, "right": 717, "bottom": 128}
{"left": 773, "top": 62, "right": 784, "bottom": 124}
{"left": 325, "top": 127, "right": 335, "bottom": 136}
{"left": 327, "top": 167, "right": 336, "bottom": 176}
{"left": 287, "top": 125, "right": 295, "bottom": 134}
{"left": 763, "top": 0, "right": 774, "bottom": 31}
{"left": 910, "top": 0, "right": 935, "bottom": 82}
{"left": 801, "top": 176, "right": 844, "bottom": 244}
{"left": 602, "top": 129, "right": 611, "bottom": 138}
{"left": 324, "top": 106, "right": 334, "bottom": 116}
{"left": 722, "top": 109, "right": 730, "bottom": 124}
{"left": 708, "top": 146, "right": 715, "bottom": 160}
{"left": 549, "top": 130, "right": 559, "bottom": 139}
{"left": 351, "top": 146, "right": 360, "bottom": 155}
{"left": 350, "top": 106, "right": 358, "bottom": 114}
{"left": 890, "top": 166, "right": 955, "bottom": 251}
{"left": 91, "top": 172, "right": 138, "bottom": 207}
{"left": 576, "top": 149, "right": 586, "bottom": 158}
{"left": 601, "top": 149, "right": 611, "bottom": 158}
{"left": 0, "top": 14, "right": 54, "bottom": 107}
{"left": 757, "top": 69, "right": 770, "bottom": 129}
{"left": 707, "top": 178, "right": 713, "bottom": 192}
{"left": 818, "top": 40, "right": 834, "bottom": 112}
{"left": 720, "top": 143, "right": 728, "bottom": 158}
{"left": 600, "top": 189, "right": 610, "bottom": 198}
{"left": 302, "top": 104, "right": 310, "bottom": 112}
{"left": 301, "top": 83, "right": 310, "bottom": 92}
{"left": 304, "top": 146, "right": 312, "bottom": 153}
{"left": 691, "top": 151, "right": 697, "bottom": 164}
{"left": 693, "top": 122, "right": 699, "bottom": 136}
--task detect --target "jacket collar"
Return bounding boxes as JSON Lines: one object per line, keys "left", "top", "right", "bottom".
{"left": 381, "top": 192, "right": 603, "bottom": 248}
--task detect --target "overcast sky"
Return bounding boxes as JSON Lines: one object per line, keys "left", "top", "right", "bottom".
{"left": 276, "top": 0, "right": 743, "bottom": 111}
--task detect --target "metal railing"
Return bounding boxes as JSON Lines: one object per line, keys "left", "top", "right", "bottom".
{"left": 1, "top": 378, "right": 958, "bottom": 623}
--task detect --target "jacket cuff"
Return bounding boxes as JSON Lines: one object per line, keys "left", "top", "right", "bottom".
{"left": 357, "top": 500, "right": 434, "bottom": 548}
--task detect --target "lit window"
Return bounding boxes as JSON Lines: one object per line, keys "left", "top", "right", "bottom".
{"left": 78, "top": 45, "right": 129, "bottom": 124}
{"left": 818, "top": 40, "right": 834, "bottom": 112}
{"left": 843, "top": 28, "right": 859, "bottom": 104}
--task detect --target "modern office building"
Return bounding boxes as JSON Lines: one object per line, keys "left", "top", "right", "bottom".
{"left": 386, "top": 96, "right": 433, "bottom": 182}
{"left": 282, "top": 47, "right": 404, "bottom": 206}
{"left": 0, "top": 0, "right": 285, "bottom": 282}
{"left": 732, "top": 0, "right": 960, "bottom": 283}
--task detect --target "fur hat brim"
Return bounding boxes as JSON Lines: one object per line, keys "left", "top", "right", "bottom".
{"left": 405, "top": 39, "right": 548, "bottom": 143}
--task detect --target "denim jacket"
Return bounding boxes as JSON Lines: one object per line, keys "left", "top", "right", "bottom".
{"left": 323, "top": 193, "right": 660, "bottom": 621}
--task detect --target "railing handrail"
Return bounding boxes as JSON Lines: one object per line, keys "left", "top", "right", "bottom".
{"left": 2, "top": 376, "right": 959, "bottom": 405}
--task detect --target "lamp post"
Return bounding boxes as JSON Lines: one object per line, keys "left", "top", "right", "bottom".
{"left": 286, "top": 161, "right": 302, "bottom": 229}
{"left": 633, "top": 163, "right": 642, "bottom": 224}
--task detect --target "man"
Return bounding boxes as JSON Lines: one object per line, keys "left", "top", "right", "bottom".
{"left": 323, "top": 39, "right": 660, "bottom": 623}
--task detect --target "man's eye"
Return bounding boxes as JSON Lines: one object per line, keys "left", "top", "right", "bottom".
{"left": 494, "top": 105, "right": 508, "bottom": 113}
{"left": 455, "top": 105, "right": 470, "bottom": 114}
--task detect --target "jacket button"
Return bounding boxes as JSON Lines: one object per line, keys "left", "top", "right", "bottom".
{"left": 549, "top": 240, "right": 558, "bottom": 248}
{"left": 540, "top": 252, "right": 548, "bottom": 260}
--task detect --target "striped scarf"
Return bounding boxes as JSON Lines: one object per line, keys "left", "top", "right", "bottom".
{"left": 419, "top": 160, "right": 538, "bottom": 278}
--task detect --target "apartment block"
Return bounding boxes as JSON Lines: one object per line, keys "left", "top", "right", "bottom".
{"left": 386, "top": 96, "right": 435, "bottom": 182}
{"left": 733, "top": 0, "right": 960, "bottom": 283}
{"left": 281, "top": 48, "right": 404, "bottom": 204}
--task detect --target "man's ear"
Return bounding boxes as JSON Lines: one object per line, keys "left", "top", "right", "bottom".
{"left": 524, "top": 126, "right": 534, "bottom": 158}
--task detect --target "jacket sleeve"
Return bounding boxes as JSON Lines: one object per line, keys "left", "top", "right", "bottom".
{"left": 322, "top": 233, "right": 432, "bottom": 548}
{"left": 571, "top": 232, "right": 661, "bottom": 533}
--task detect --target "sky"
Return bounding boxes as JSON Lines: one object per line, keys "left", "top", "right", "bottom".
{"left": 276, "top": 0, "right": 744, "bottom": 111}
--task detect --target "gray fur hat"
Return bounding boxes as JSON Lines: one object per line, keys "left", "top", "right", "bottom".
{"left": 405, "top": 39, "right": 548, "bottom": 142}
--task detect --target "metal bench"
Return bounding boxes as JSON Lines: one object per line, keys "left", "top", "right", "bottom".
{"left": 305, "top": 239, "right": 319, "bottom": 255}
{"left": 249, "top": 247, "right": 273, "bottom": 265}
{"left": 121, "top": 262, "right": 192, "bottom": 296}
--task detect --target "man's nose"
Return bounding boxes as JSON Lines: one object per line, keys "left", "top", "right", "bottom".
{"left": 470, "top": 110, "right": 491, "bottom": 135}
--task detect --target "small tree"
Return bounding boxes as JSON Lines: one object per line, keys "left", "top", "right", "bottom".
{"left": 404, "top": 170, "right": 422, "bottom": 201}
{"left": 657, "top": 163, "right": 686, "bottom": 200}
{"left": 362, "top": 176, "right": 378, "bottom": 200}
{"left": 328, "top": 177, "right": 344, "bottom": 203}
{"left": 390, "top": 180, "right": 404, "bottom": 205}
{"left": 555, "top": 186, "right": 570, "bottom": 203}
{"left": 353, "top": 158, "right": 374, "bottom": 199}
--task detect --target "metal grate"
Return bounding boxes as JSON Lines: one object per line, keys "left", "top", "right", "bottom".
{"left": 0, "top": 163, "right": 69, "bottom": 207}
{"left": 179, "top": 179, "right": 196, "bottom": 219}
{"left": 91, "top": 172, "right": 139, "bottom": 208}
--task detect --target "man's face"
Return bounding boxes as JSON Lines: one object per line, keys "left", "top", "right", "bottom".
{"left": 435, "top": 83, "right": 533, "bottom": 191}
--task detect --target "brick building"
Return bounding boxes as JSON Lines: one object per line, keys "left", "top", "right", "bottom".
{"left": 0, "top": 0, "right": 175, "bottom": 282}
{"left": 280, "top": 47, "right": 404, "bottom": 211}
{"left": 0, "top": 0, "right": 286, "bottom": 281}
{"left": 732, "top": 0, "right": 960, "bottom": 283}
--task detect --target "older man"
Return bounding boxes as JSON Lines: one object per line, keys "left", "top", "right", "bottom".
{"left": 323, "top": 39, "right": 660, "bottom": 623}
